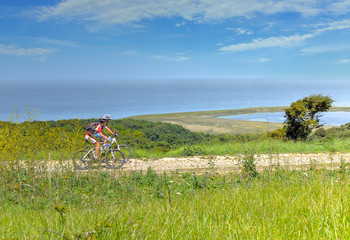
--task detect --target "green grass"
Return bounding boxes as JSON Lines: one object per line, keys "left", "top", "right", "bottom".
{"left": 2, "top": 164, "right": 350, "bottom": 239}
{"left": 162, "top": 137, "right": 350, "bottom": 158}
{"left": 3, "top": 108, "right": 350, "bottom": 239}
{"left": 8, "top": 137, "right": 348, "bottom": 160}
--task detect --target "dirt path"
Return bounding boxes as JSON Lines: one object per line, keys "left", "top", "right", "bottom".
{"left": 121, "top": 152, "right": 350, "bottom": 173}
{"left": 37, "top": 152, "right": 350, "bottom": 173}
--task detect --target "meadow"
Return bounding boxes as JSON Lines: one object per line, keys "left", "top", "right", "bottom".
{"left": 2, "top": 109, "right": 350, "bottom": 239}
{"left": 2, "top": 164, "right": 350, "bottom": 239}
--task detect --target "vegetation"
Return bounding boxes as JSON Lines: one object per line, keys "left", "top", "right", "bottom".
{"left": 129, "top": 106, "right": 350, "bottom": 135}
{"left": 2, "top": 106, "right": 350, "bottom": 239}
{"left": 270, "top": 94, "right": 334, "bottom": 141}
{"left": 2, "top": 165, "right": 350, "bottom": 239}
{"left": 2, "top": 111, "right": 350, "bottom": 161}
{"left": 0, "top": 116, "right": 261, "bottom": 160}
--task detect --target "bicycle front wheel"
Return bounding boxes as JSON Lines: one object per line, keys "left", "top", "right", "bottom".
{"left": 73, "top": 146, "right": 94, "bottom": 170}
{"left": 105, "top": 148, "right": 125, "bottom": 169}
{"left": 118, "top": 144, "right": 132, "bottom": 162}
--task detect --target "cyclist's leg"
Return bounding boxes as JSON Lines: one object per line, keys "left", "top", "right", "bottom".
{"left": 95, "top": 142, "right": 100, "bottom": 157}
{"left": 93, "top": 133, "right": 105, "bottom": 156}
{"left": 85, "top": 133, "right": 99, "bottom": 157}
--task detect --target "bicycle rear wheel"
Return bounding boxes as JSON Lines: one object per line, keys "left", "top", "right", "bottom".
{"left": 73, "top": 146, "right": 94, "bottom": 170}
{"left": 104, "top": 148, "right": 125, "bottom": 169}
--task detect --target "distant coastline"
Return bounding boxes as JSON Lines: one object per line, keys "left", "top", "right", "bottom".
{"left": 128, "top": 106, "right": 350, "bottom": 134}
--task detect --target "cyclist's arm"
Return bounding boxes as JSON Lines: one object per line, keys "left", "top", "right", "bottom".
{"left": 105, "top": 125, "right": 115, "bottom": 135}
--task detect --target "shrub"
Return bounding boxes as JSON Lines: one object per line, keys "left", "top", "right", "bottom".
{"left": 268, "top": 127, "right": 287, "bottom": 140}
{"left": 312, "top": 128, "right": 327, "bottom": 138}
{"left": 182, "top": 144, "right": 206, "bottom": 156}
{"left": 284, "top": 94, "right": 333, "bottom": 141}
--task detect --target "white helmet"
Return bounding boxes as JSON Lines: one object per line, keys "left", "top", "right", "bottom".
{"left": 100, "top": 114, "right": 112, "bottom": 122}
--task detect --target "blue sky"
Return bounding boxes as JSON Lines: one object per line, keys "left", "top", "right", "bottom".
{"left": 1, "top": 0, "right": 350, "bottom": 81}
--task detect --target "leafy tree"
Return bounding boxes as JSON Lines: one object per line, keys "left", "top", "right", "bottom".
{"left": 284, "top": 94, "right": 334, "bottom": 141}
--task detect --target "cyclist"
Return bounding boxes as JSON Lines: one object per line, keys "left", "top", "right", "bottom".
{"left": 85, "top": 114, "right": 118, "bottom": 158}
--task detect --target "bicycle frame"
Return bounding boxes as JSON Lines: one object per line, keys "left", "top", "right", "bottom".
{"left": 84, "top": 137, "right": 121, "bottom": 159}
{"left": 84, "top": 145, "right": 107, "bottom": 159}
{"left": 110, "top": 137, "right": 121, "bottom": 151}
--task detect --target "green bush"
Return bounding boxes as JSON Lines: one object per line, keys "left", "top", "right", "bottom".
{"left": 284, "top": 95, "right": 333, "bottom": 141}
{"left": 267, "top": 127, "right": 287, "bottom": 140}
{"left": 311, "top": 128, "right": 327, "bottom": 139}
{"left": 310, "top": 123, "right": 350, "bottom": 141}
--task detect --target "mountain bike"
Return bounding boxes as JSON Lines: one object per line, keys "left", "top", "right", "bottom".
{"left": 73, "top": 136, "right": 126, "bottom": 170}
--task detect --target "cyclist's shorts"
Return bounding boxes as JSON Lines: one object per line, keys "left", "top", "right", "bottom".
{"left": 93, "top": 133, "right": 104, "bottom": 141}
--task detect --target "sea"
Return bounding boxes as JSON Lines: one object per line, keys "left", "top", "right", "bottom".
{"left": 1, "top": 79, "right": 350, "bottom": 124}
{"left": 219, "top": 112, "right": 350, "bottom": 126}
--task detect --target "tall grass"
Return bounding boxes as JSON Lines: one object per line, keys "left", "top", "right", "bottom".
{"left": 2, "top": 162, "right": 350, "bottom": 239}
{"left": 167, "top": 137, "right": 350, "bottom": 157}
{"left": 2, "top": 110, "right": 350, "bottom": 238}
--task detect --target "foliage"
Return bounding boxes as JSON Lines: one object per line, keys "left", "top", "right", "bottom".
{"left": 181, "top": 144, "right": 206, "bottom": 156}
{"left": 267, "top": 127, "right": 287, "bottom": 140}
{"left": 0, "top": 109, "right": 270, "bottom": 161}
{"left": 240, "top": 154, "right": 258, "bottom": 179}
{"left": 0, "top": 119, "right": 84, "bottom": 161}
{"left": 310, "top": 123, "right": 350, "bottom": 141}
{"left": 276, "top": 94, "right": 334, "bottom": 141}
{"left": 0, "top": 116, "right": 210, "bottom": 160}
{"left": 4, "top": 104, "right": 350, "bottom": 162}
{"left": 2, "top": 164, "right": 350, "bottom": 239}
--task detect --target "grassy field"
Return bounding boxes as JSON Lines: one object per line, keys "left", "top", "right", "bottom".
{"left": 2, "top": 165, "right": 350, "bottom": 239}
{"left": 130, "top": 136, "right": 350, "bottom": 160}
{"left": 3, "top": 106, "right": 350, "bottom": 239}
{"left": 128, "top": 106, "right": 350, "bottom": 134}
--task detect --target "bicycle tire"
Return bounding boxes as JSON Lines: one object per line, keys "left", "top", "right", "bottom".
{"left": 104, "top": 148, "right": 126, "bottom": 169}
{"left": 118, "top": 144, "right": 132, "bottom": 162}
{"left": 73, "top": 146, "right": 94, "bottom": 170}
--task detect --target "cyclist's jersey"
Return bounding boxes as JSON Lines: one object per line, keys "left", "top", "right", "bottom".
{"left": 89, "top": 123, "right": 108, "bottom": 134}
{"left": 85, "top": 122, "right": 108, "bottom": 144}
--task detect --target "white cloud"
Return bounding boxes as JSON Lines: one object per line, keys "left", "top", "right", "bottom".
{"left": 300, "top": 44, "right": 350, "bottom": 55}
{"left": 36, "top": 37, "right": 81, "bottom": 47}
{"left": 336, "top": 59, "right": 350, "bottom": 64}
{"left": 0, "top": 43, "right": 58, "bottom": 59}
{"left": 152, "top": 54, "right": 190, "bottom": 62}
{"left": 313, "top": 19, "right": 350, "bottom": 34}
{"left": 220, "top": 19, "right": 350, "bottom": 52}
{"left": 219, "top": 33, "right": 314, "bottom": 52}
{"left": 328, "top": 0, "right": 350, "bottom": 15}
{"left": 30, "top": 0, "right": 350, "bottom": 26}
{"left": 175, "top": 21, "right": 187, "bottom": 27}
{"left": 257, "top": 58, "right": 272, "bottom": 62}
{"left": 227, "top": 27, "right": 254, "bottom": 35}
